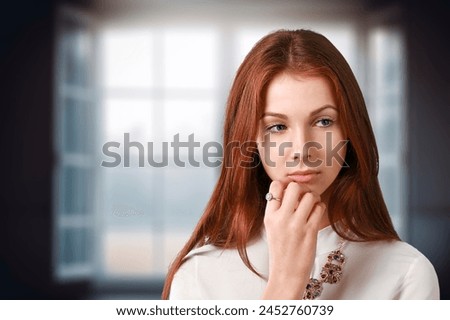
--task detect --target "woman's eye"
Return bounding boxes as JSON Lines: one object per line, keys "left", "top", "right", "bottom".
{"left": 316, "top": 118, "right": 333, "bottom": 127}
{"left": 266, "top": 124, "right": 287, "bottom": 133}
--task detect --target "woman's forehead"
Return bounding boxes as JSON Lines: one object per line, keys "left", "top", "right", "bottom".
{"left": 264, "top": 73, "right": 338, "bottom": 115}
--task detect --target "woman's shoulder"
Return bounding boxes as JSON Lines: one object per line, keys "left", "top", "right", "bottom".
{"left": 174, "top": 244, "right": 227, "bottom": 277}
{"left": 184, "top": 243, "right": 222, "bottom": 260}
{"left": 170, "top": 236, "right": 268, "bottom": 299}
{"left": 347, "top": 238, "right": 435, "bottom": 270}
{"left": 183, "top": 232, "right": 266, "bottom": 258}
{"left": 169, "top": 244, "right": 224, "bottom": 299}
{"left": 350, "top": 238, "right": 431, "bottom": 261}
{"left": 346, "top": 239, "right": 439, "bottom": 299}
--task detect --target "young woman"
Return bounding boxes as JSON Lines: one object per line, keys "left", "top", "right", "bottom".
{"left": 162, "top": 29, "right": 439, "bottom": 299}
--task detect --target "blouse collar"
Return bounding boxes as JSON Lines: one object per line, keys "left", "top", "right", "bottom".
{"left": 316, "top": 224, "right": 342, "bottom": 255}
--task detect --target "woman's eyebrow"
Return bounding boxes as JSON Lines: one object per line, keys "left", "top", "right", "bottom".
{"left": 261, "top": 105, "right": 337, "bottom": 119}
{"left": 261, "top": 112, "right": 288, "bottom": 119}
{"left": 310, "top": 105, "right": 338, "bottom": 116}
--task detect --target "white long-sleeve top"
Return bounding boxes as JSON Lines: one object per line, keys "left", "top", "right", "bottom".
{"left": 169, "top": 225, "right": 440, "bottom": 299}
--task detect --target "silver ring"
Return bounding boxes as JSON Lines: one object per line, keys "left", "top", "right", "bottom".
{"left": 265, "top": 192, "right": 281, "bottom": 202}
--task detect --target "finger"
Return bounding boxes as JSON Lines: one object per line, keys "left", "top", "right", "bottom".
{"left": 293, "top": 191, "right": 321, "bottom": 222}
{"left": 265, "top": 180, "right": 284, "bottom": 213}
{"left": 306, "top": 202, "right": 327, "bottom": 230}
{"left": 280, "top": 182, "right": 310, "bottom": 213}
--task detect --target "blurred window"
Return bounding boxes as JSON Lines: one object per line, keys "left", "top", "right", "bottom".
{"left": 53, "top": 7, "right": 95, "bottom": 280}
{"left": 53, "top": 3, "right": 406, "bottom": 292}
{"left": 367, "top": 26, "right": 406, "bottom": 237}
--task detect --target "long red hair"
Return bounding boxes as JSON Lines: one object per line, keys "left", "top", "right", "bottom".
{"left": 162, "top": 29, "right": 399, "bottom": 299}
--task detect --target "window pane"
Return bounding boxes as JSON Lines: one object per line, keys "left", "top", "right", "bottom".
{"left": 99, "top": 167, "right": 158, "bottom": 276}
{"left": 379, "top": 165, "right": 400, "bottom": 215}
{"left": 62, "top": 166, "right": 92, "bottom": 215}
{"left": 101, "top": 168, "right": 154, "bottom": 227}
{"left": 103, "top": 98, "right": 153, "bottom": 147}
{"left": 377, "top": 103, "right": 401, "bottom": 154}
{"left": 103, "top": 230, "right": 154, "bottom": 276}
{"left": 164, "top": 29, "right": 218, "bottom": 89}
{"left": 163, "top": 167, "right": 215, "bottom": 227}
{"left": 61, "top": 19, "right": 91, "bottom": 87}
{"left": 59, "top": 227, "right": 90, "bottom": 265}
{"left": 64, "top": 98, "right": 90, "bottom": 153}
{"left": 102, "top": 29, "right": 154, "bottom": 88}
{"left": 163, "top": 99, "right": 219, "bottom": 162}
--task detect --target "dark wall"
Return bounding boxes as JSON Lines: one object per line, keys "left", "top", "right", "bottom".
{"left": 0, "top": 0, "right": 448, "bottom": 299}
{"left": 0, "top": 0, "right": 89, "bottom": 298}
{"left": 405, "top": 1, "right": 450, "bottom": 299}
{"left": 0, "top": 0, "right": 53, "bottom": 299}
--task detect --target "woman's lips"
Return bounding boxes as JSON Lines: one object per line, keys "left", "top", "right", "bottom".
{"left": 288, "top": 172, "right": 319, "bottom": 183}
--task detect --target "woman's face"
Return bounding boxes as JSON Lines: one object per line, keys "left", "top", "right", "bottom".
{"left": 257, "top": 73, "right": 347, "bottom": 200}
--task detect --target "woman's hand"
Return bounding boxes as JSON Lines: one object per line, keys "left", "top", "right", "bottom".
{"left": 262, "top": 181, "right": 326, "bottom": 300}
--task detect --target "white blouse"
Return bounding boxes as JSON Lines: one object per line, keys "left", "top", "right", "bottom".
{"left": 169, "top": 225, "right": 440, "bottom": 299}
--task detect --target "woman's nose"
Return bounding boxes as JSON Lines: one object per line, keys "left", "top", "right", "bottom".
{"left": 287, "top": 130, "right": 310, "bottom": 163}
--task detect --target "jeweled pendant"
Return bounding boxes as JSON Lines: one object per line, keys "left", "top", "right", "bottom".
{"left": 302, "top": 243, "right": 346, "bottom": 300}
{"left": 328, "top": 249, "right": 345, "bottom": 263}
{"left": 303, "top": 278, "right": 323, "bottom": 300}
{"left": 320, "top": 262, "right": 343, "bottom": 284}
